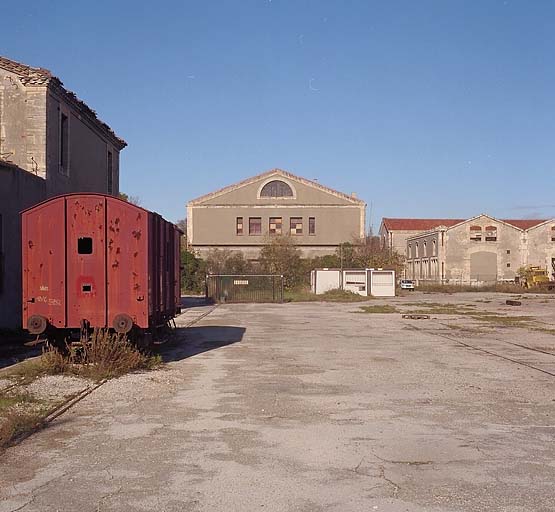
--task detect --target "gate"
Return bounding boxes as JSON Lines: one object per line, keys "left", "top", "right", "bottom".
{"left": 206, "top": 275, "right": 284, "bottom": 303}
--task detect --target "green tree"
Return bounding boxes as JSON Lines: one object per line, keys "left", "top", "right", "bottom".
{"left": 259, "top": 236, "right": 303, "bottom": 288}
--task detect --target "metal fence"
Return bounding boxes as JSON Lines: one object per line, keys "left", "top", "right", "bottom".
{"left": 206, "top": 275, "right": 284, "bottom": 303}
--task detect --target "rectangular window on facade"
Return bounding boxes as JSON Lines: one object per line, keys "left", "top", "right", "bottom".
{"left": 290, "top": 217, "right": 303, "bottom": 235}
{"left": 236, "top": 217, "right": 244, "bottom": 235}
{"left": 507, "top": 263, "right": 511, "bottom": 268}
{"left": 551, "top": 226, "right": 555, "bottom": 242}
{"left": 78, "top": 237, "right": 93, "bottom": 254}
{"left": 309, "top": 217, "right": 316, "bottom": 235}
{"left": 249, "top": 217, "right": 262, "bottom": 235}
{"left": 107, "top": 151, "right": 113, "bottom": 194}
{"left": 60, "top": 113, "right": 69, "bottom": 174}
{"left": 269, "top": 217, "right": 282, "bottom": 235}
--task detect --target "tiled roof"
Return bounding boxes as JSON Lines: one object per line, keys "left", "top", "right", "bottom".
{"left": 501, "top": 219, "right": 546, "bottom": 230}
{"left": 382, "top": 217, "right": 548, "bottom": 232}
{"left": 188, "top": 168, "right": 366, "bottom": 206}
{"left": 0, "top": 55, "right": 126, "bottom": 149}
{"left": 382, "top": 218, "right": 465, "bottom": 231}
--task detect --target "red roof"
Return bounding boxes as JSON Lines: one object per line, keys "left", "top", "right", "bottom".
{"left": 382, "top": 217, "right": 547, "bottom": 232}
{"left": 502, "top": 219, "right": 546, "bottom": 230}
{"left": 382, "top": 218, "right": 465, "bottom": 231}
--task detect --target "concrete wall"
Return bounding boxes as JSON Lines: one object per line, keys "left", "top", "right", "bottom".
{"left": 0, "top": 70, "right": 47, "bottom": 178}
{"left": 0, "top": 163, "right": 46, "bottom": 329}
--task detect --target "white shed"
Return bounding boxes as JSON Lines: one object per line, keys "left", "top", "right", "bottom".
{"left": 369, "top": 269, "right": 396, "bottom": 297}
{"left": 311, "top": 268, "right": 341, "bottom": 294}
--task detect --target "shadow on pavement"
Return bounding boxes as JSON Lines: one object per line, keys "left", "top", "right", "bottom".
{"left": 180, "top": 296, "right": 210, "bottom": 309}
{"left": 159, "top": 325, "right": 245, "bottom": 363}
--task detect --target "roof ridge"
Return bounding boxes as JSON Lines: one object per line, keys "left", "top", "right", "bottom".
{"left": 188, "top": 168, "right": 365, "bottom": 205}
{"left": 0, "top": 55, "right": 126, "bottom": 149}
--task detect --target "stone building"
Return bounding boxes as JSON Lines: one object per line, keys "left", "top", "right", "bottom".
{"left": 379, "top": 218, "right": 464, "bottom": 255}
{"left": 405, "top": 214, "right": 552, "bottom": 284}
{"left": 187, "top": 169, "right": 366, "bottom": 259}
{"left": 0, "top": 55, "right": 126, "bottom": 329}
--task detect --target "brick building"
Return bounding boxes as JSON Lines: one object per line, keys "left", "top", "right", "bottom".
{"left": 187, "top": 169, "right": 366, "bottom": 259}
{"left": 0, "top": 55, "right": 126, "bottom": 329}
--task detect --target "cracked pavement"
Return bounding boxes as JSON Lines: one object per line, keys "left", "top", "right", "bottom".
{"left": 1, "top": 297, "right": 555, "bottom": 511}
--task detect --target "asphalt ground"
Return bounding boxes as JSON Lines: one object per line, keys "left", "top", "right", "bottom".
{"left": 1, "top": 294, "right": 554, "bottom": 512}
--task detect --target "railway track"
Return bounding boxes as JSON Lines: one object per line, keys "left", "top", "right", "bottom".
{"left": 2, "top": 304, "right": 218, "bottom": 448}
{"left": 407, "top": 319, "right": 555, "bottom": 378}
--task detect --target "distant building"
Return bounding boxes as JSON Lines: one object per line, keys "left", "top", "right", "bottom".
{"left": 187, "top": 169, "right": 366, "bottom": 259}
{"left": 379, "top": 218, "right": 465, "bottom": 255}
{"left": 0, "top": 55, "right": 126, "bottom": 329}
{"left": 404, "top": 214, "right": 553, "bottom": 284}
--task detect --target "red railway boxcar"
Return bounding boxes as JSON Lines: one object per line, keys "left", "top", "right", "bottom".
{"left": 22, "top": 194, "right": 181, "bottom": 344}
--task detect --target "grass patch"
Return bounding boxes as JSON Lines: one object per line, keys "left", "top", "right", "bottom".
{"left": 468, "top": 313, "right": 535, "bottom": 328}
{"left": 417, "top": 283, "right": 554, "bottom": 294}
{"left": 404, "top": 304, "right": 477, "bottom": 315}
{"left": 359, "top": 305, "right": 399, "bottom": 314}
{"left": 285, "top": 288, "right": 372, "bottom": 303}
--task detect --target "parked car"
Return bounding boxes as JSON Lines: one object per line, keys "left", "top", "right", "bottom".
{"left": 400, "top": 279, "right": 415, "bottom": 290}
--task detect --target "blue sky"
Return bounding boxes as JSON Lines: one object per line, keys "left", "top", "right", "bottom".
{"left": 3, "top": 0, "right": 554, "bottom": 229}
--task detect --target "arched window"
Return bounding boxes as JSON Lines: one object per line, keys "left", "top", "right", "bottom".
{"left": 260, "top": 180, "right": 294, "bottom": 198}
{"left": 432, "top": 240, "right": 436, "bottom": 256}
{"left": 485, "top": 225, "right": 497, "bottom": 242}
{"left": 470, "top": 225, "right": 482, "bottom": 241}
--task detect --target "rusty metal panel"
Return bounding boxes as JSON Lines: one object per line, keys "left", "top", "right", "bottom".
{"left": 106, "top": 198, "right": 149, "bottom": 328}
{"left": 22, "top": 197, "right": 67, "bottom": 328}
{"left": 66, "top": 195, "right": 107, "bottom": 327}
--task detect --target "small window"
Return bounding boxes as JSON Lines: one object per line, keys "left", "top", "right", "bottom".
{"left": 60, "top": 113, "right": 69, "bottom": 175}
{"left": 485, "top": 225, "right": 497, "bottom": 242}
{"left": 82, "top": 284, "right": 92, "bottom": 293}
{"left": 470, "top": 226, "right": 482, "bottom": 241}
{"left": 290, "top": 217, "right": 303, "bottom": 235}
{"left": 432, "top": 240, "right": 436, "bottom": 255}
{"left": 236, "top": 217, "right": 244, "bottom": 235}
{"left": 551, "top": 226, "right": 555, "bottom": 242}
{"left": 506, "top": 263, "right": 511, "bottom": 268}
{"left": 309, "top": 217, "right": 316, "bottom": 235}
{"left": 107, "top": 151, "right": 113, "bottom": 194}
{"left": 506, "top": 250, "right": 510, "bottom": 255}
{"left": 269, "top": 217, "right": 282, "bottom": 235}
{"left": 249, "top": 217, "right": 262, "bottom": 235}
{"left": 78, "top": 237, "right": 93, "bottom": 254}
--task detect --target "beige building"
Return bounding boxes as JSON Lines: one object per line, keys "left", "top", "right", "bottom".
{"left": 405, "top": 214, "right": 553, "bottom": 284}
{"left": 0, "top": 55, "right": 126, "bottom": 329}
{"left": 379, "top": 218, "right": 464, "bottom": 255}
{"left": 187, "top": 169, "right": 366, "bottom": 259}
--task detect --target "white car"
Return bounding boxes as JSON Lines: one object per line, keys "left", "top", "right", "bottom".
{"left": 400, "top": 279, "right": 415, "bottom": 290}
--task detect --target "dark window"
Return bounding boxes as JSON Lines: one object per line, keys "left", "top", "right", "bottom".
{"left": 507, "top": 263, "right": 511, "bottom": 268}
{"left": 290, "top": 217, "right": 303, "bottom": 235}
{"left": 107, "top": 151, "right": 113, "bottom": 194}
{"left": 260, "top": 180, "right": 293, "bottom": 198}
{"left": 269, "top": 217, "right": 282, "bottom": 235}
{"left": 82, "top": 284, "right": 92, "bottom": 292}
{"left": 249, "top": 217, "right": 262, "bottom": 235}
{"left": 507, "top": 250, "right": 510, "bottom": 255}
{"left": 485, "top": 226, "right": 497, "bottom": 242}
{"left": 236, "top": 217, "right": 244, "bottom": 235}
{"left": 551, "top": 226, "right": 555, "bottom": 242}
{"left": 60, "top": 113, "right": 69, "bottom": 174}
{"left": 78, "top": 237, "right": 93, "bottom": 254}
{"left": 309, "top": 217, "right": 316, "bottom": 235}
{"left": 470, "top": 226, "right": 482, "bottom": 241}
